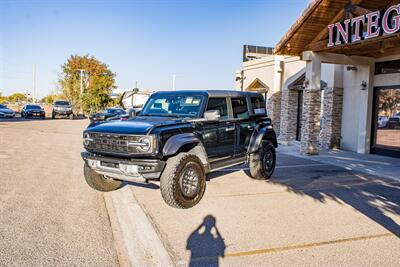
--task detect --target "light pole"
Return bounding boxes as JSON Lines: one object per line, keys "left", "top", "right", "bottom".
{"left": 172, "top": 74, "right": 176, "bottom": 91}
{"left": 78, "top": 69, "right": 86, "bottom": 116}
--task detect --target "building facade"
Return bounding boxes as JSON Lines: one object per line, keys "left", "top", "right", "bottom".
{"left": 236, "top": 0, "right": 400, "bottom": 158}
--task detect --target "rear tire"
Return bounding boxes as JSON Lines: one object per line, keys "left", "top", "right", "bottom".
{"left": 248, "top": 141, "right": 276, "bottom": 180}
{"left": 160, "top": 153, "right": 206, "bottom": 209}
{"left": 84, "top": 164, "right": 123, "bottom": 192}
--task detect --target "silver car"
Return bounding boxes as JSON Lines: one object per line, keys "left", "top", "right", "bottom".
{"left": 0, "top": 104, "right": 15, "bottom": 118}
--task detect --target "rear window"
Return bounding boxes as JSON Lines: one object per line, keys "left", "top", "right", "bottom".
{"left": 231, "top": 97, "right": 249, "bottom": 119}
{"left": 251, "top": 96, "right": 266, "bottom": 115}
{"left": 206, "top": 98, "right": 228, "bottom": 119}
{"left": 54, "top": 101, "right": 70, "bottom": 106}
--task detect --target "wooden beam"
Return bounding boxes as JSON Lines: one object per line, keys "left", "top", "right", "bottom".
{"left": 306, "top": 33, "right": 400, "bottom": 55}
{"left": 302, "top": 51, "right": 374, "bottom": 66}
{"left": 352, "top": 5, "right": 371, "bottom": 16}
{"left": 310, "top": 0, "right": 363, "bottom": 44}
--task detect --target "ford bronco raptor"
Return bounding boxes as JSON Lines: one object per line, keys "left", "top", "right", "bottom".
{"left": 82, "top": 90, "right": 277, "bottom": 209}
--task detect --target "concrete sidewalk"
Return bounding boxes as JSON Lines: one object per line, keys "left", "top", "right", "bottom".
{"left": 120, "top": 152, "right": 400, "bottom": 266}
{"left": 278, "top": 143, "right": 400, "bottom": 182}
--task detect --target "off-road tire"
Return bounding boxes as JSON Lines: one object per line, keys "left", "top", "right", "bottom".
{"left": 160, "top": 153, "right": 206, "bottom": 209}
{"left": 84, "top": 163, "right": 123, "bottom": 192}
{"left": 248, "top": 141, "right": 276, "bottom": 180}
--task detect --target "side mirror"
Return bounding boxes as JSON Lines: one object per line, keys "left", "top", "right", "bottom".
{"left": 204, "top": 110, "right": 220, "bottom": 121}
{"left": 129, "top": 108, "right": 141, "bottom": 118}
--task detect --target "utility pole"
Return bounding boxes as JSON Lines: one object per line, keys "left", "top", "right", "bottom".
{"left": 78, "top": 69, "right": 85, "bottom": 115}
{"left": 172, "top": 74, "right": 176, "bottom": 90}
{"left": 79, "top": 69, "right": 85, "bottom": 94}
{"left": 33, "top": 65, "right": 37, "bottom": 102}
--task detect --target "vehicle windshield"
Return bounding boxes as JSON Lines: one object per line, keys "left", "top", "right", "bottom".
{"left": 54, "top": 101, "right": 70, "bottom": 106}
{"left": 26, "top": 105, "right": 42, "bottom": 110}
{"left": 0, "top": 104, "right": 7, "bottom": 109}
{"left": 104, "top": 108, "right": 122, "bottom": 114}
{"left": 141, "top": 94, "right": 204, "bottom": 117}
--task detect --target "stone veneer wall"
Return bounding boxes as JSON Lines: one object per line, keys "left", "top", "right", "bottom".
{"left": 267, "top": 91, "right": 281, "bottom": 136}
{"left": 278, "top": 88, "right": 298, "bottom": 143}
{"left": 300, "top": 89, "right": 321, "bottom": 154}
{"left": 319, "top": 87, "right": 343, "bottom": 150}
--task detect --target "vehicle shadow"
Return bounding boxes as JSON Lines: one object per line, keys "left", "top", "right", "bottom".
{"left": 122, "top": 180, "right": 159, "bottom": 190}
{"left": 206, "top": 154, "right": 400, "bottom": 238}
{"left": 186, "top": 215, "right": 226, "bottom": 267}
{"left": 260, "top": 155, "right": 400, "bottom": 238}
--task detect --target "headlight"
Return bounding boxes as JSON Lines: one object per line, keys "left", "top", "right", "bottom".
{"left": 127, "top": 136, "right": 154, "bottom": 153}
{"left": 83, "top": 132, "right": 93, "bottom": 146}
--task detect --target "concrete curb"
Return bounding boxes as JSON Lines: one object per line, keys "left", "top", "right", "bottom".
{"left": 104, "top": 187, "right": 174, "bottom": 267}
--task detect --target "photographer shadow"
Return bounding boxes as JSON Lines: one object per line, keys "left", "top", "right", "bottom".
{"left": 186, "top": 215, "right": 226, "bottom": 267}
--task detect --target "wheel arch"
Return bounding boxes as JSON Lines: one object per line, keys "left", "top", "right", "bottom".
{"left": 162, "top": 133, "right": 210, "bottom": 172}
{"left": 247, "top": 125, "right": 278, "bottom": 154}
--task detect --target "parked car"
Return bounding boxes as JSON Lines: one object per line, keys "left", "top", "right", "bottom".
{"left": 387, "top": 117, "right": 400, "bottom": 129}
{"left": 52, "top": 100, "right": 73, "bottom": 119}
{"left": 21, "top": 104, "right": 45, "bottom": 119}
{"left": 81, "top": 90, "right": 277, "bottom": 209}
{"left": 89, "top": 108, "right": 127, "bottom": 122}
{"left": 0, "top": 104, "right": 15, "bottom": 118}
{"left": 378, "top": 116, "right": 389, "bottom": 128}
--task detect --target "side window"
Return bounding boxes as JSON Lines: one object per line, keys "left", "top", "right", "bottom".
{"left": 231, "top": 97, "right": 249, "bottom": 119}
{"left": 251, "top": 96, "right": 266, "bottom": 115}
{"left": 206, "top": 98, "right": 228, "bottom": 119}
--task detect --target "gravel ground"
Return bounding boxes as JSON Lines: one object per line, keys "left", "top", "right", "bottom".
{"left": 0, "top": 119, "right": 119, "bottom": 267}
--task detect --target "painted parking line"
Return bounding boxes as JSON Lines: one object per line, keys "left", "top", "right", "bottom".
{"left": 191, "top": 232, "right": 394, "bottom": 263}
{"left": 216, "top": 163, "right": 330, "bottom": 172}
{"left": 211, "top": 179, "right": 400, "bottom": 198}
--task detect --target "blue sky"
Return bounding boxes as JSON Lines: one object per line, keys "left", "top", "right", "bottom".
{"left": 0, "top": 0, "right": 309, "bottom": 98}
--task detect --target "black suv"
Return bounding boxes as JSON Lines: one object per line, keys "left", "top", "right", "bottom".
{"left": 82, "top": 90, "right": 277, "bottom": 209}
{"left": 52, "top": 100, "right": 73, "bottom": 119}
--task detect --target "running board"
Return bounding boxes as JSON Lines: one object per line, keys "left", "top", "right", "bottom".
{"left": 210, "top": 156, "right": 247, "bottom": 172}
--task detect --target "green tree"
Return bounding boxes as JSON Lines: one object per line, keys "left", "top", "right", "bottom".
{"left": 41, "top": 94, "right": 63, "bottom": 105}
{"left": 59, "top": 54, "right": 116, "bottom": 113}
{"left": 0, "top": 96, "right": 7, "bottom": 104}
{"left": 7, "top": 93, "right": 27, "bottom": 103}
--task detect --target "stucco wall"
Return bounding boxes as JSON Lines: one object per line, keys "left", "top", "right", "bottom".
{"left": 341, "top": 64, "right": 373, "bottom": 153}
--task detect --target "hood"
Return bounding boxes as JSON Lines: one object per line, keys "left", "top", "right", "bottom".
{"left": 0, "top": 108, "right": 13, "bottom": 114}
{"left": 86, "top": 116, "right": 188, "bottom": 135}
{"left": 90, "top": 112, "right": 109, "bottom": 118}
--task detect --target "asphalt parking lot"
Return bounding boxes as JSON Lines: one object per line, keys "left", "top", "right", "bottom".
{"left": 0, "top": 118, "right": 119, "bottom": 266}
{"left": 0, "top": 118, "right": 399, "bottom": 266}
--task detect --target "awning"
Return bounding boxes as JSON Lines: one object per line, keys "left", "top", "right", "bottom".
{"left": 274, "top": 0, "right": 397, "bottom": 57}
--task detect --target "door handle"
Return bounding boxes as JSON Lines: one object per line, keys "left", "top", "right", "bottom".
{"left": 225, "top": 127, "right": 235, "bottom": 132}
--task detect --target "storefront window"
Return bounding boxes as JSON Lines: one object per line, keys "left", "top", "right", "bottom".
{"left": 375, "top": 60, "right": 400, "bottom": 75}
{"left": 374, "top": 88, "right": 400, "bottom": 151}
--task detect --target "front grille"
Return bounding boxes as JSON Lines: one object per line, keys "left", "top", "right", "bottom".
{"left": 87, "top": 133, "right": 138, "bottom": 154}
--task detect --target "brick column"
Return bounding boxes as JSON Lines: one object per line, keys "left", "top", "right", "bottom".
{"left": 267, "top": 91, "right": 281, "bottom": 136}
{"left": 278, "top": 88, "right": 298, "bottom": 144}
{"left": 300, "top": 54, "right": 321, "bottom": 155}
{"left": 319, "top": 87, "right": 343, "bottom": 149}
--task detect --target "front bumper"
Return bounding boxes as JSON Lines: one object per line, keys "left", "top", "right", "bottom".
{"left": 0, "top": 113, "right": 15, "bottom": 118}
{"left": 81, "top": 152, "right": 165, "bottom": 182}
{"left": 26, "top": 112, "right": 45, "bottom": 117}
{"left": 54, "top": 110, "right": 73, "bottom": 115}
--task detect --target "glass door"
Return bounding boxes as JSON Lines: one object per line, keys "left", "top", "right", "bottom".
{"left": 296, "top": 90, "right": 303, "bottom": 141}
{"left": 371, "top": 87, "right": 400, "bottom": 157}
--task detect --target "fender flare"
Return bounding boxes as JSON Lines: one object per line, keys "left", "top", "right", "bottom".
{"left": 247, "top": 125, "right": 277, "bottom": 154}
{"left": 162, "top": 133, "right": 201, "bottom": 157}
